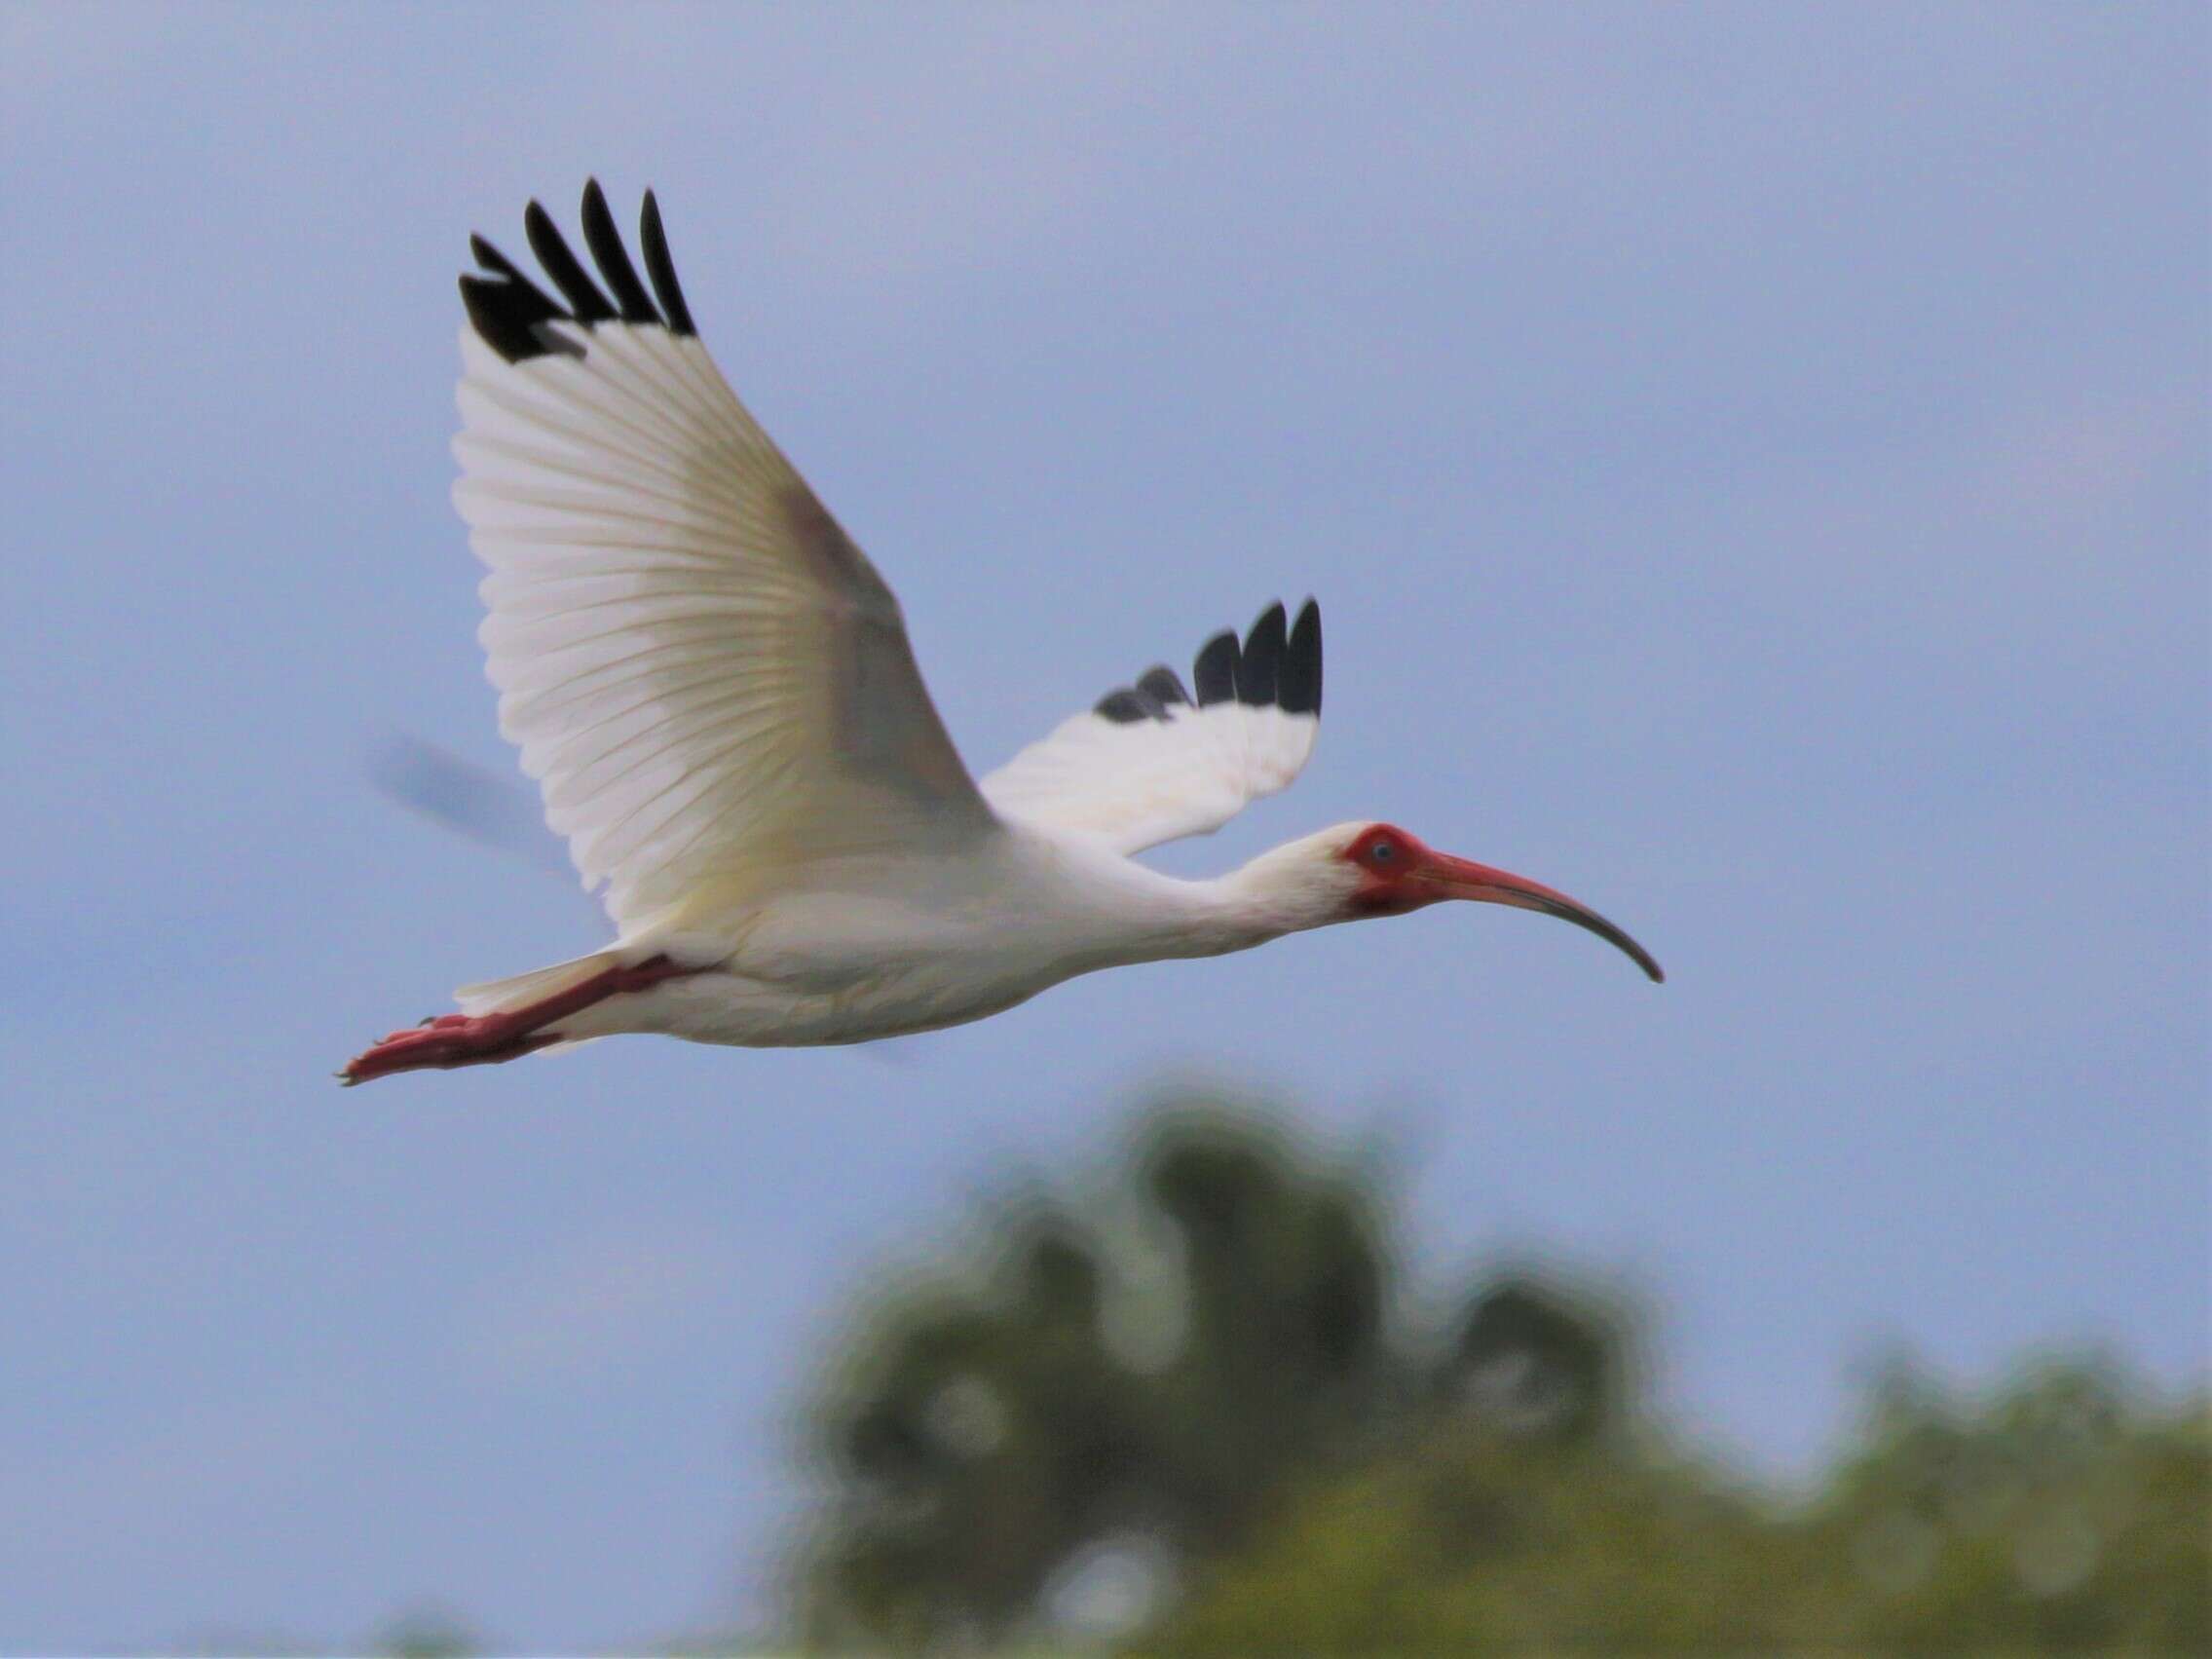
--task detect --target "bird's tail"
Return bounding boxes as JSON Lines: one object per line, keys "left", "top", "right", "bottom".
{"left": 342, "top": 948, "right": 700, "bottom": 1086}
{"left": 450, "top": 949, "right": 628, "bottom": 1060}
{"left": 454, "top": 949, "right": 622, "bottom": 1017}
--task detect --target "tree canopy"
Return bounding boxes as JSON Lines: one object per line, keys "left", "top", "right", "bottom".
{"left": 789, "top": 1096, "right": 2208, "bottom": 1653}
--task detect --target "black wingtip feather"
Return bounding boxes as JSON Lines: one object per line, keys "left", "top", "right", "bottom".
{"left": 1096, "top": 689, "right": 1156, "bottom": 724}
{"left": 1236, "top": 602, "right": 1288, "bottom": 707}
{"left": 464, "top": 228, "right": 572, "bottom": 363}
{"left": 462, "top": 186, "right": 701, "bottom": 360}
{"left": 1137, "top": 665, "right": 1193, "bottom": 708}
{"left": 524, "top": 199, "right": 618, "bottom": 324}
{"left": 469, "top": 233, "right": 519, "bottom": 276}
{"left": 1281, "top": 599, "right": 1323, "bottom": 716}
{"left": 1093, "top": 600, "right": 1325, "bottom": 728}
{"left": 461, "top": 273, "right": 553, "bottom": 364}
{"left": 1193, "top": 631, "right": 1241, "bottom": 705}
{"left": 580, "top": 179, "right": 660, "bottom": 325}
{"left": 639, "top": 191, "right": 697, "bottom": 336}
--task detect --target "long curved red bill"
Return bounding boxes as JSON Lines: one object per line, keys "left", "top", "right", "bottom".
{"left": 1414, "top": 853, "right": 1664, "bottom": 983}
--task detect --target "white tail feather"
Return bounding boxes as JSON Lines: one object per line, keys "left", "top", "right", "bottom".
{"left": 453, "top": 949, "right": 620, "bottom": 1017}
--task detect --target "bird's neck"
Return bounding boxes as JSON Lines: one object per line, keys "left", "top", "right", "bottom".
{"left": 1106, "top": 848, "right": 1349, "bottom": 962}
{"left": 1220, "top": 845, "right": 1359, "bottom": 939}
{"left": 1003, "top": 826, "right": 1351, "bottom": 968}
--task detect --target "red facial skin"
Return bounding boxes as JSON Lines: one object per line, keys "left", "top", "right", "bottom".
{"left": 1341, "top": 823, "right": 1665, "bottom": 982}
{"left": 1345, "top": 823, "right": 1441, "bottom": 915}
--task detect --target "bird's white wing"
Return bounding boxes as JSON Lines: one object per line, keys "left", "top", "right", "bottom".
{"left": 980, "top": 601, "right": 1322, "bottom": 856}
{"left": 453, "top": 182, "right": 993, "bottom": 932}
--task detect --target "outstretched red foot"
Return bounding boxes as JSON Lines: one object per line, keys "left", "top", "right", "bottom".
{"left": 339, "top": 955, "right": 700, "bottom": 1086}
{"left": 340, "top": 1019, "right": 561, "bottom": 1085}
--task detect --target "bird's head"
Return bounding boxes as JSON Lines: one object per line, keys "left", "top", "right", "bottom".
{"left": 1256, "top": 821, "right": 1663, "bottom": 982}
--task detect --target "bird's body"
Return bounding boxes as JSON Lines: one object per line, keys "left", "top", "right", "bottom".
{"left": 527, "top": 824, "right": 1338, "bottom": 1051}
{"left": 342, "top": 184, "right": 1659, "bottom": 1085}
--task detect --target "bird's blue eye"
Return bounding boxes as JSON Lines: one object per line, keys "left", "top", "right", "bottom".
{"left": 1370, "top": 842, "right": 1394, "bottom": 862}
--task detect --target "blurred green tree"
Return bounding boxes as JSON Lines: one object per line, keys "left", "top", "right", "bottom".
{"left": 791, "top": 1098, "right": 1643, "bottom": 1648}
{"left": 373, "top": 1609, "right": 481, "bottom": 1657}
{"left": 791, "top": 1094, "right": 2209, "bottom": 1653}
{"left": 1144, "top": 1354, "right": 2208, "bottom": 1654}
{"left": 1139, "top": 1416, "right": 1826, "bottom": 1652}
{"left": 1800, "top": 1353, "right": 2210, "bottom": 1653}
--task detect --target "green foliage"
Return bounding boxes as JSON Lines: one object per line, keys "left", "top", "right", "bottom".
{"left": 1146, "top": 1358, "right": 2209, "bottom": 1654}
{"left": 789, "top": 1095, "right": 2209, "bottom": 1652}
{"left": 1143, "top": 1424, "right": 1822, "bottom": 1653}
{"left": 1800, "top": 1355, "right": 2211, "bottom": 1654}
{"left": 793, "top": 1108, "right": 1330, "bottom": 1642}
{"left": 373, "top": 1611, "right": 481, "bottom": 1658}
{"left": 790, "top": 1100, "right": 1639, "bottom": 1648}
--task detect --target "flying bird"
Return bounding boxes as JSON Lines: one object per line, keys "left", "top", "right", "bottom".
{"left": 342, "top": 183, "right": 1660, "bottom": 1085}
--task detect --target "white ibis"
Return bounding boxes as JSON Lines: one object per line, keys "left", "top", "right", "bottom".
{"left": 341, "top": 183, "right": 1661, "bottom": 1086}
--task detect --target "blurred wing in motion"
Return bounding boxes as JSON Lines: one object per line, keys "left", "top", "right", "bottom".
{"left": 980, "top": 601, "right": 1322, "bottom": 856}
{"left": 368, "top": 733, "right": 576, "bottom": 882}
{"left": 454, "top": 181, "right": 994, "bottom": 932}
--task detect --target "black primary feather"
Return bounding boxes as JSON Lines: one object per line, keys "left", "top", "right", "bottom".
{"left": 1137, "top": 665, "right": 1192, "bottom": 707}
{"left": 459, "top": 234, "right": 568, "bottom": 364}
{"left": 1093, "top": 600, "right": 1323, "bottom": 727}
{"left": 467, "top": 234, "right": 558, "bottom": 306}
{"left": 524, "top": 200, "right": 618, "bottom": 323}
{"left": 579, "top": 178, "right": 660, "bottom": 325}
{"left": 460, "top": 276, "right": 547, "bottom": 364}
{"left": 462, "top": 187, "right": 699, "bottom": 362}
{"left": 1280, "top": 599, "right": 1323, "bottom": 716}
{"left": 1096, "top": 688, "right": 1159, "bottom": 724}
{"left": 639, "top": 191, "right": 697, "bottom": 336}
{"left": 1236, "top": 602, "right": 1288, "bottom": 707}
{"left": 1193, "top": 630, "right": 1241, "bottom": 705}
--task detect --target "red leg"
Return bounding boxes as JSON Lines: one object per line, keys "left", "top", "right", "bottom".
{"left": 340, "top": 955, "right": 701, "bottom": 1086}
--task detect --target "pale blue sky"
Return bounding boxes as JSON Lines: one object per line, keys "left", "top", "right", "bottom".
{"left": 2, "top": 4, "right": 2205, "bottom": 1649}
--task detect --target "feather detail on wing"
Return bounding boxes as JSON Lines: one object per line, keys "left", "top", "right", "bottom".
{"left": 452, "top": 181, "right": 993, "bottom": 933}
{"left": 980, "top": 601, "right": 1322, "bottom": 856}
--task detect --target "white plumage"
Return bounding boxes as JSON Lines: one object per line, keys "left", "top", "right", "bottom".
{"left": 456, "top": 319, "right": 988, "bottom": 934}
{"left": 342, "top": 184, "right": 1659, "bottom": 1085}
{"left": 981, "top": 694, "right": 1318, "bottom": 856}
